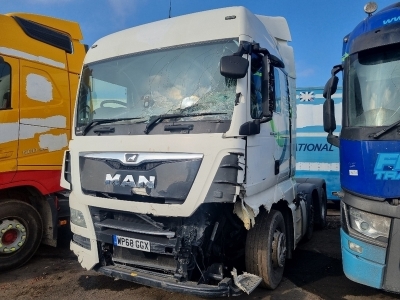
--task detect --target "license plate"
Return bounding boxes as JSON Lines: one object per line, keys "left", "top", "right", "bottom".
{"left": 113, "top": 235, "right": 150, "bottom": 252}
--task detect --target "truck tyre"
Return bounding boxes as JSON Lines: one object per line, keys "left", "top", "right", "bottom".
{"left": 304, "top": 193, "right": 314, "bottom": 241}
{"left": 0, "top": 200, "right": 43, "bottom": 271}
{"left": 245, "top": 209, "right": 287, "bottom": 289}
{"left": 315, "top": 188, "right": 327, "bottom": 229}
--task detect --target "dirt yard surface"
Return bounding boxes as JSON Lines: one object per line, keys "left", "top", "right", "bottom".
{"left": 1, "top": 206, "right": 400, "bottom": 300}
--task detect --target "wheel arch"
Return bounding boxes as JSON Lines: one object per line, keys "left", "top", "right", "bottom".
{"left": 295, "top": 178, "right": 326, "bottom": 206}
{"left": 0, "top": 185, "right": 58, "bottom": 246}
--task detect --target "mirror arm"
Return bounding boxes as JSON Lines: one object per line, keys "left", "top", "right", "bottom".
{"left": 260, "top": 116, "right": 272, "bottom": 123}
{"left": 327, "top": 133, "right": 340, "bottom": 147}
{"left": 233, "top": 41, "right": 252, "bottom": 56}
{"left": 331, "top": 64, "right": 343, "bottom": 76}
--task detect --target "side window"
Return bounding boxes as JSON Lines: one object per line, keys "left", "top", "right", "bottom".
{"left": 0, "top": 62, "right": 11, "bottom": 110}
{"left": 250, "top": 55, "right": 263, "bottom": 119}
{"left": 274, "top": 68, "right": 281, "bottom": 113}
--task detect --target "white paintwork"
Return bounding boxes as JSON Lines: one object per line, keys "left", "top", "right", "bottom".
{"left": 349, "top": 170, "right": 358, "bottom": 176}
{"left": 19, "top": 124, "right": 49, "bottom": 139}
{"left": 297, "top": 132, "right": 329, "bottom": 137}
{"left": 20, "top": 115, "right": 66, "bottom": 128}
{"left": 255, "top": 15, "right": 291, "bottom": 42}
{"left": 0, "top": 122, "right": 18, "bottom": 143}
{"left": 0, "top": 116, "right": 66, "bottom": 143}
{"left": 68, "top": 134, "right": 245, "bottom": 217}
{"left": 297, "top": 103, "right": 342, "bottom": 129}
{"left": 245, "top": 178, "right": 297, "bottom": 216}
{"left": 26, "top": 74, "right": 53, "bottom": 102}
{"left": 296, "top": 162, "right": 340, "bottom": 172}
{"left": 0, "top": 47, "right": 65, "bottom": 69}
{"left": 69, "top": 202, "right": 99, "bottom": 270}
{"left": 85, "top": 7, "right": 282, "bottom": 64}
{"left": 19, "top": 116, "right": 66, "bottom": 139}
{"left": 39, "top": 133, "right": 68, "bottom": 151}
{"left": 296, "top": 93, "right": 342, "bottom": 100}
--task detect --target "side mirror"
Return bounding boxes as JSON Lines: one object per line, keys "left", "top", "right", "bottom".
{"left": 220, "top": 56, "right": 249, "bottom": 79}
{"left": 261, "top": 56, "right": 272, "bottom": 118}
{"left": 323, "top": 98, "right": 336, "bottom": 133}
{"left": 323, "top": 98, "right": 339, "bottom": 148}
{"left": 239, "top": 120, "right": 260, "bottom": 136}
{"left": 323, "top": 76, "right": 339, "bottom": 99}
{"left": 323, "top": 65, "right": 342, "bottom": 148}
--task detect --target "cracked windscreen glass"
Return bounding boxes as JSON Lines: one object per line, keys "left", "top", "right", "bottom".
{"left": 347, "top": 44, "right": 400, "bottom": 127}
{"left": 76, "top": 39, "right": 239, "bottom": 128}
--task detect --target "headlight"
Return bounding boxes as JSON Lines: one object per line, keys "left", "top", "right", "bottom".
{"left": 348, "top": 206, "right": 391, "bottom": 240}
{"left": 70, "top": 208, "right": 87, "bottom": 228}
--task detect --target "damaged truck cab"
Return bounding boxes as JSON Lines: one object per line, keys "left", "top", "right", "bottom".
{"left": 62, "top": 7, "right": 327, "bottom": 296}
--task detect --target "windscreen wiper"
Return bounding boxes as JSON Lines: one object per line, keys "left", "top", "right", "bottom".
{"left": 144, "top": 112, "right": 227, "bottom": 134}
{"left": 372, "top": 119, "right": 400, "bottom": 139}
{"left": 81, "top": 117, "right": 142, "bottom": 136}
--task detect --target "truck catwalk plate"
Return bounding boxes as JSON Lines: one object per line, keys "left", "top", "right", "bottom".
{"left": 113, "top": 235, "right": 150, "bottom": 252}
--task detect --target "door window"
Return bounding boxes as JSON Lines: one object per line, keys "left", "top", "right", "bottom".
{"left": 0, "top": 62, "right": 11, "bottom": 109}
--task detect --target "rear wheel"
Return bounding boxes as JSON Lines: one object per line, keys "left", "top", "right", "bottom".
{"left": 245, "top": 209, "right": 287, "bottom": 289}
{"left": 0, "top": 200, "right": 43, "bottom": 271}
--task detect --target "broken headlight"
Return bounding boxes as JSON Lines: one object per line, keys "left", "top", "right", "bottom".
{"left": 348, "top": 206, "right": 391, "bottom": 240}
{"left": 70, "top": 208, "right": 87, "bottom": 228}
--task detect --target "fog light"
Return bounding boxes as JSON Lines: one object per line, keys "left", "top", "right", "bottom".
{"left": 349, "top": 241, "right": 363, "bottom": 253}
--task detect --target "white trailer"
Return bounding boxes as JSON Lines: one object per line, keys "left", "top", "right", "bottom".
{"left": 61, "top": 6, "right": 326, "bottom": 297}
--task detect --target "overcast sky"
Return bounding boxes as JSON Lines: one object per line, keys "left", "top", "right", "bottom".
{"left": 0, "top": 0, "right": 396, "bottom": 87}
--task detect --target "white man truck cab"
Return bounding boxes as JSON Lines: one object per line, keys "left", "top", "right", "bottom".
{"left": 62, "top": 7, "right": 327, "bottom": 297}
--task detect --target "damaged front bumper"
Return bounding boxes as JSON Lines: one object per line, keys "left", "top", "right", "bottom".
{"left": 96, "top": 264, "right": 242, "bottom": 297}
{"left": 73, "top": 203, "right": 263, "bottom": 297}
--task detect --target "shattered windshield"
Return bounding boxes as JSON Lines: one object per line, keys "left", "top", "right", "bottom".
{"left": 347, "top": 44, "right": 400, "bottom": 127}
{"left": 76, "top": 39, "right": 239, "bottom": 128}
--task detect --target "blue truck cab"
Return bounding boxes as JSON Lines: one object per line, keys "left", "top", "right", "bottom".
{"left": 323, "top": 2, "right": 400, "bottom": 293}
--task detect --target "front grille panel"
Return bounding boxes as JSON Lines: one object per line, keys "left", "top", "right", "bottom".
{"left": 104, "top": 159, "right": 165, "bottom": 171}
{"left": 80, "top": 155, "right": 202, "bottom": 204}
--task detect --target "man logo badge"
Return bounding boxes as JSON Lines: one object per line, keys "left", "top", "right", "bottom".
{"left": 125, "top": 153, "right": 138, "bottom": 163}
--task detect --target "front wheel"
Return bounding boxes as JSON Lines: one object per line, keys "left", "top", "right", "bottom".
{"left": 0, "top": 200, "right": 43, "bottom": 271}
{"left": 245, "top": 209, "right": 287, "bottom": 289}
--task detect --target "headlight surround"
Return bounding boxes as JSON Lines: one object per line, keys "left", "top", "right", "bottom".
{"left": 348, "top": 206, "right": 391, "bottom": 240}
{"left": 70, "top": 208, "right": 87, "bottom": 228}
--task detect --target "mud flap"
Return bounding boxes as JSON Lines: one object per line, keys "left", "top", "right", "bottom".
{"left": 231, "top": 268, "right": 262, "bottom": 295}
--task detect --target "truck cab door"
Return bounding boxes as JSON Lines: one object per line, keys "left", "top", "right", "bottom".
{"left": 245, "top": 64, "right": 291, "bottom": 196}
{"left": 18, "top": 59, "right": 70, "bottom": 168}
{"left": 0, "top": 56, "right": 19, "bottom": 184}
{"left": 245, "top": 61, "right": 278, "bottom": 196}
{"left": 271, "top": 69, "right": 291, "bottom": 182}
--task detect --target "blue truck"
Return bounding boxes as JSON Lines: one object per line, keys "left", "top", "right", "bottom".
{"left": 323, "top": 2, "right": 400, "bottom": 293}
{"left": 295, "top": 87, "right": 341, "bottom": 203}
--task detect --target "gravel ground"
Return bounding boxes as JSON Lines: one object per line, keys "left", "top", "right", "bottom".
{"left": 1, "top": 207, "right": 400, "bottom": 300}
